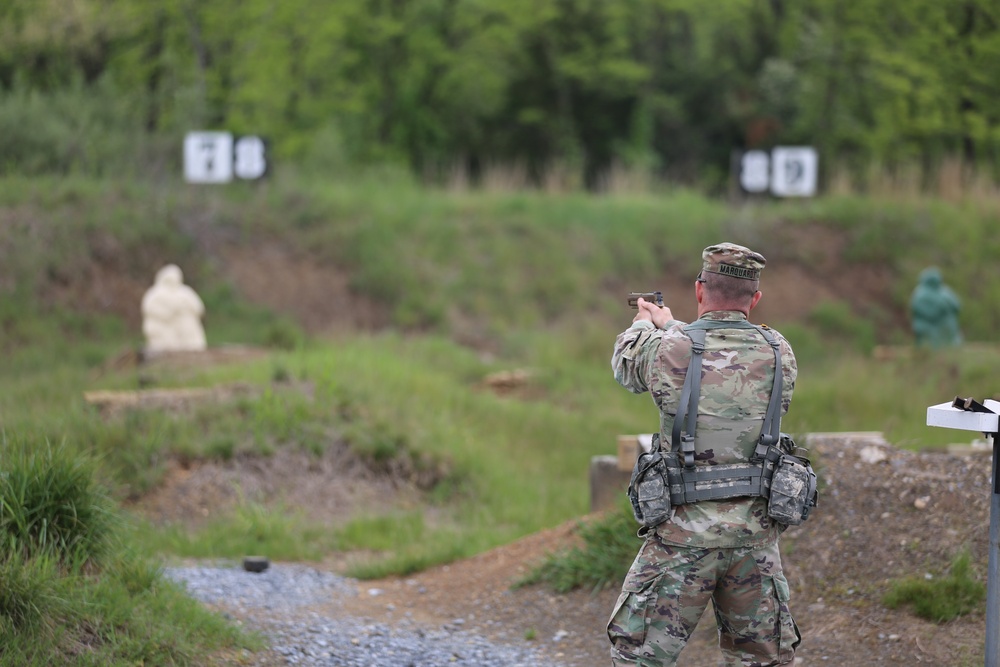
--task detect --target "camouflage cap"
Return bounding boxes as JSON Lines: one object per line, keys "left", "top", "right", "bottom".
{"left": 701, "top": 242, "right": 766, "bottom": 281}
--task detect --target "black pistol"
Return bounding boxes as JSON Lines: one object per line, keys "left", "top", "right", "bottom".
{"left": 627, "top": 291, "right": 664, "bottom": 309}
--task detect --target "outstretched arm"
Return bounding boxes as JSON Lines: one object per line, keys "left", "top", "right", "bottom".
{"left": 612, "top": 298, "right": 679, "bottom": 394}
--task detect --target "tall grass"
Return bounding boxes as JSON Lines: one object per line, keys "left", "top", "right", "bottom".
{"left": 0, "top": 435, "right": 117, "bottom": 564}
{"left": 783, "top": 344, "right": 1000, "bottom": 448}
{"left": 0, "top": 553, "right": 66, "bottom": 636}
{"left": 0, "top": 437, "right": 258, "bottom": 665}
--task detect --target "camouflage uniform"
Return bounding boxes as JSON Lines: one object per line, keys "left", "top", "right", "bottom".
{"left": 608, "top": 243, "right": 801, "bottom": 667}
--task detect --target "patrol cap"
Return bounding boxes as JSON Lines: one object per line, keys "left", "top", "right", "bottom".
{"left": 701, "top": 242, "right": 766, "bottom": 281}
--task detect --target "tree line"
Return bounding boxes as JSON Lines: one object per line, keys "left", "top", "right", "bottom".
{"left": 2, "top": 0, "right": 998, "bottom": 189}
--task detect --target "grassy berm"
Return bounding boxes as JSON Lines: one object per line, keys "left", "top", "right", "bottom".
{"left": 1, "top": 175, "right": 998, "bottom": 665}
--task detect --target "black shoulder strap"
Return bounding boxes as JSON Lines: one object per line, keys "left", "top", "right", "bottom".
{"left": 671, "top": 328, "right": 706, "bottom": 469}
{"left": 751, "top": 325, "right": 783, "bottom": 459}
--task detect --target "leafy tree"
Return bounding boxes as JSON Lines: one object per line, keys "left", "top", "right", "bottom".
{"left": 0, "top": 0, "right": 998, "bottom": 187}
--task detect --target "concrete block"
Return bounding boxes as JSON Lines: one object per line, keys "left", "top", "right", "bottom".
{"left": 590, "top": 455, "right": 631, "bottom": 513}
{"left": 617, "top": 434, "right": 655, "bottom": 471}
{"left": 617, "top": 435, "right": 639, "bottom": 471}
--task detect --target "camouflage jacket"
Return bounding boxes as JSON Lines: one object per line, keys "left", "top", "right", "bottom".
{"left": 612, "top": 310, "right": 797, "bottom": 548}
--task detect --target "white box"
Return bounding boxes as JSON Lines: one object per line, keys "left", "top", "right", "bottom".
{"left": 926, "top": 400, "right": 1000, "bottom": 433}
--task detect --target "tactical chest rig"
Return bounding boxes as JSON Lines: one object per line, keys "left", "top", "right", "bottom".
{"left": 627, "top": 320, "right": 818, "bottom": 529}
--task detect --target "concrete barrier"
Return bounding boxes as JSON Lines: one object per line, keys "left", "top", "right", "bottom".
{"left": 589, "top": 455, "right": 631, "bottom": 513}
{"left": 591, "top": 434, "right": 655, "bottom": 512}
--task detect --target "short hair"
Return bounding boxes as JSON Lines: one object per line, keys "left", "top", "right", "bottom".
{"left": 701, "top": 270, "right": 759, "bottom": 305}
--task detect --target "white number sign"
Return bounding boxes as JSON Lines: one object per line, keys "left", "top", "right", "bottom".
{"left": 739, "top": 150, "right": 771, "bottom": 193}
{"left": 770, "top": 147, "right": 818, "bottom": 197}
{"left": 184, "top": 132, "right": 268, "bottom": 183}
{"left": 234, "top": 136, "right": 267, "bottom": 180}
{"left": 184, "top": 132, "right": 234, "bottom": 183}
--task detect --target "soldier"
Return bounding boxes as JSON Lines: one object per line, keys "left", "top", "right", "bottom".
{"left": 608, "top": 243, "right": 800, "bottom": 666}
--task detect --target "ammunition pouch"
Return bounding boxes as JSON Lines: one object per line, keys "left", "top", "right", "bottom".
{"left": 767, "top": 450, "right": 818, "bottom": 525}
{"left": 627, "top": 445, "right": 672, "bottom": 528}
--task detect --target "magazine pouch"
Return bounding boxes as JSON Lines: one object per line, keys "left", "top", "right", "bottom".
{"left": 627, "top": 434, "right": 672, "bottom": 528}
{"left": 767, "top": 452, "right": 818, "bottom": 526}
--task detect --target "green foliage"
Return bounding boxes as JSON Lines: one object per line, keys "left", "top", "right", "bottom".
{"left": 136, "top": 503, "right": 333, "bottom": 563}
{"left": 518, "top": 500, "right": 641, "bottom": 594}
{"left": 883, "top": 550, "right": 986, "bottom": 622}
{"left": 5, "top": 177, "right": 1000, "bottom": 603}
{"left": 0, "top": 553, "right": 66, "bottom": 636}
{"left": 783, "top": 347, "right": 992, "bottom": 448}
{"left": 3, "top": 0, "right": 1000, "bottom": 187}
{"left": 199, "top": 283, "right": 306, "bottom": 349}
{"left": 332, "top": 512, "right": 467, "bottom": 579}
{"left": 0, "top": 436, "right": 117, "bottom": 564}
{"left": 807, "top": 300, "right": 877, "bottom": 354}
{"left": 0, "top": 77, "right": 146, "bottom": 176}
{"left": 334, "top": 512, "right": 429, "bottom": 553}
{"left": 0, "top": 440, "right": 257, "bottom": 665}
{"left": 344, "top": 541, "right": 467, "bottom": 580}
{"left": 0, "top": 552, "right": 261, "bottom": 666}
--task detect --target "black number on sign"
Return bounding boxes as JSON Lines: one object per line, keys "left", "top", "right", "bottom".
{"left": 201, "top": 139, "right": 217, "bottom": 174}
{"left": 785, "top": 160, "right": 803, "bottom": 185}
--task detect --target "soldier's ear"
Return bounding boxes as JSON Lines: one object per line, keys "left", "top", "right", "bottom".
{"left": 749, "top": 290, "right": 762, "bottom": 312}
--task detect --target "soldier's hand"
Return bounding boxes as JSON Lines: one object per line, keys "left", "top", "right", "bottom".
{"left": 633, "top": 297, "right": 673, "bottom": 329}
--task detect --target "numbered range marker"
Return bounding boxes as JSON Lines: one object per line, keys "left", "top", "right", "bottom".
{"left": 771, "top": 147, "right": 818, "bottom": 197}
{"left": 184, "top": 132, "right": 234, "bottom": 183}
{"left": 184, "top": 132, "right": 268, "bottom": 183}
{"left": 234, "top": 136, "right": 267, "bottom": 180}
{"left": 739, "top": 150, "right": 771, "bottom": 193}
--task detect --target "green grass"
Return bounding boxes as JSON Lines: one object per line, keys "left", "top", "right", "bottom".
{"left": 0, "top": 551, "right": 263, "bottom": 666}
{"left": 783, "top": 345, "right": 1000, "bottom": 448}
{"left": 135, "top": 502, "right": 336, "bottom": 563}
{"left": 883, "top": 550, "right": 986, "bottom": 622}
{"left": 6, "top": 325, "right": 996, "bottom": 582}
{"left": 518, "top": 499, "right": 642, "bottom": 594}
{"left": 0, "top": 439, "right": 259, "bottom": 665}
{"left": 0, "top": 436, "right": 117, "bottom": 564}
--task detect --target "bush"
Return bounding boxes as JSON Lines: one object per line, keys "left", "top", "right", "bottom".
{"left": 0, "top": 78, "right": 149, "bottom": 177}
{"left": 0, "top": 435, "right": 118, "bottom": 564}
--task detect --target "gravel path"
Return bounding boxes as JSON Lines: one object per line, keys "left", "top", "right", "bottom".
{"left": 164, "top": 563, "right": 569, "bottom": 667}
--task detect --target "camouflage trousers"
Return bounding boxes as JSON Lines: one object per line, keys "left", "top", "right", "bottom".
{"left": 607, "top": 533, "right": 800, "bottom": 667}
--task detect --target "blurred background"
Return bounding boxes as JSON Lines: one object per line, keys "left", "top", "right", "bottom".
{"left": 2, "top": 0, "right": 998, "bottom": 193}
{"left": 1, "top": 3, "right": 999, "bottom": 663}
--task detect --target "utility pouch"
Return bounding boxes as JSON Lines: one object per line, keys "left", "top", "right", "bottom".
{"left": 767, "top": 453, "right": 818, "bottom": 526}
{"left": 627, "top": 435, "right": 672, "bottom": 528}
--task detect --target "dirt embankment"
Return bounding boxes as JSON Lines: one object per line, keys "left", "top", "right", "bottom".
{"left": 38, "top": 219, "right": 905, "bottom": 344}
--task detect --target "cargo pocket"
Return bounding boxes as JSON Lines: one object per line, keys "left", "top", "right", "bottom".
{"left": 607, "top": 573, "right": 662, "bottom": 656}
{"left": 770, "top": 572, "right": 801, "bottom": 661}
